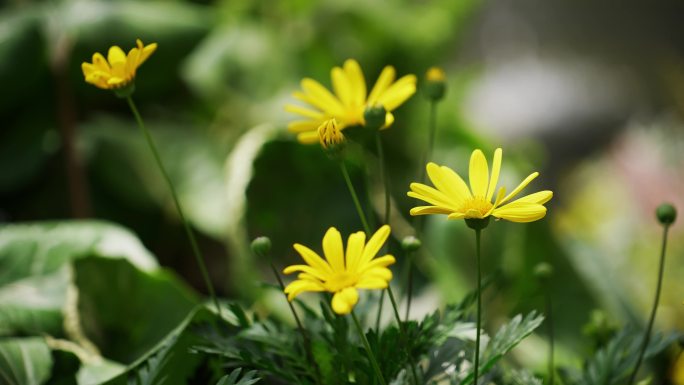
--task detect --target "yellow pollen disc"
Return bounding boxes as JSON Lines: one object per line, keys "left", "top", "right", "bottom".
{"left": 324, "top": 272, "right": 358, "bottom": 292}
{"left": 459, "top": 197, "right": 493, "bottom": 219}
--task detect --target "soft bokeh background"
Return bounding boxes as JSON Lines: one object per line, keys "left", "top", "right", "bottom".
{"left": 1, "top": 0, "right": 683, "bottom": 378}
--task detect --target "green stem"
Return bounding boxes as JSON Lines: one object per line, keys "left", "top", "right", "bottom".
{"left": 126, "top": 97, "right": 221, "bottom": 317}
{"left": 375, "top": 290, "right": 385, "bottom": 332}
{"left": 387, "top": 287, "right": 420, "bottom": 385}
{"left": 269, "top": 262, "right": 322, "bottom": 385}
{"left": 351, "top": 310, "right": 387, "bottom": 385}
{"left": 375, "top": 132, "right": 390, "bottom": 225}
{"left": 627, "top": 224, "right": 671, "bottom": 385}
{"left": 545, "top": 286, "right": 555, "bottom": 385}
{"left": 340, "top": 162, "right": 371, "bottom": 235}
{"left": 474, "top": 228, "right": 482, "bottom": 385}
{"left": 404, "top": 250, "right": 415, "bottom": 322}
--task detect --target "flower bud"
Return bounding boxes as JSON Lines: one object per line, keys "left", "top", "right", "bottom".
{"left": 401, "top": 236, "right": 422, "bottom": 252}
{"left": 423, "top": 67, "right": 446, "bottom": 101}
{"left": 534, "top": 262, "right": 553, "bottom": 280}
{"left": 251, "top": 236, "right": 272, "bottom": 258}
{"left": 363, "top": 105, "right": 386, "bottom": 130}
{"left": 317, "top": 119, "right": 345, "bottom": 159}
{"left": 655, "top": 203, "right": 676, "bottom": 226}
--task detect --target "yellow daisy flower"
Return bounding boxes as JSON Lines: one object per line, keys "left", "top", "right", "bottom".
{"left": 283, "top": 225, "right": 395, "bottom": 315}
{"left": 408, "top": 148, "right": 553, "bottom": 223}
{"left": 81, "top": 39, "right": 157, "bottom": 90}
{"left": 286, "top": 59, "right": 417, "bottom": 144}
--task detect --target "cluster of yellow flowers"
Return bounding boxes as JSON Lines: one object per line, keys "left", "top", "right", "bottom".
{"left": 82, "top": 40, "right": 552, "bottom": 316}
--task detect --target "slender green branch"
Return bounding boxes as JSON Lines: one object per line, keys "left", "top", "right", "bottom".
{"left": 375, "top": 132, "right": 390, "bottom": 225}
{"left": 545, "top": 287, "right": 555, "bottom": 385}
{"left": 404, "top": 250, "right": 415, "bottom": 322}
{"left": 375, "top": 290, "right": 385, "bottom": 332}
{"left": 387, "top": 287, "right": 420, "bottom": 384}
{"left": 268, "top": 262, "right": 322, "bottom": 385}
{"left": 125, "top": 96, "right": 221, "bottom": 316}
{"left": 473, "top": 228, "right": 482, "bottom": 385}
{"left": 627, "top": 224, "right": 671, "bottom": 385}
{"left": 340, "top": 161, "right": 371, "bottom": 235}
{"left": 351, "top": 310, "right": 387, "bottom": 385}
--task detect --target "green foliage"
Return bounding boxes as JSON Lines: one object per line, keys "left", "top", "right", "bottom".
{"left": 216, "top": 369, "right": 261, "bottom": 385}
{"left": 0, "top": 337, "right": 52, "bottom": 385}
{"left": 558, "top": 328, "right": 680, "bottom": 385}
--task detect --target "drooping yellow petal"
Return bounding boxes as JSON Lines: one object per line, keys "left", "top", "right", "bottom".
{"left": 296, "top": 131, "right": 320, "bottom": 144}
{"left": 492, "top": 201, "right": 547, "bottom": 223}
{"left": 331, "top": 287, "right": 359, "bottom": 315}
{"left": 486, "top": 148, "right": 502, "bottom": 201}
{"left": 292, "top": 243, "right": 333, "bottom": 275}
{"left": 283, "top": 265, "right": 329, "bottom": 281}
{"left": 322, "top": 227, "right": 345, "bottom": 272}
{"left": 499, "top": 172, "right": 539, "bottom": 205}
{"left": 357, "top": 255, "right": 395, "bottom": 273}
{"left": 357, "top": 225, "right": 390, "bottom": 268}
{"left": 285, "top": 104, "right": 326, "bottom": 120}
{"left": 287, "top": 120, "right": 320, "bottom": 133}
{"left": 345, "top": 231, "right": 366, "bottom": 273}
{"left": 284, "top": 280, "right": 325, "bottom": 301}
{"left": 409, "top": 206, "right": 454, "bottom": 216}
{"left": 367, "top": 66, "right": 396, "bottom": 107}
{"left": 355, "top": 276, "right": 390, "bottom": 289}
{"left": 469, "top": 149, "right": 489, "bottom": 198}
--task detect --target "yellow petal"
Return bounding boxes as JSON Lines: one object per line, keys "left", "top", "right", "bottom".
{"left": 375, "top": 74, "right": 417, "bottom": 111}
{"left": 381, "top": 112, "right": 395, "bottom": 129}
{"left": 355, "top": 276, "right": 389, "bottom": 289}
{"left": 322, "top": 227, "right": 345, "bottom": 272}
{"left": 469, "top": 149, "right": 489, "bottom": 198}
{"left": 91, "top": 52, "right": 110, "bottom": 72}
{"left": 511, "top": 190, "right": 553, "bottom": 205}
{"left": 293, "top": 243, "right": 333, "bottom": 275}
{"left": 138, "top": 42, "right": 157, "bottom": 65}
{"left": 331, "top": 66, "right": 353, "bottom": 106}
{"left": 288, "top": 120, "right": 320, "bottom": 133}
{"left": 285, "top": 104, "right": 326, "bottom": 120}
{"left": 358, "top": 225, "right": 390, "bottom": 268}
{"left": 296, "top": 131, "right": 320, "bottom": 144}
{"left": 345, "top": 231, "right": 366, "bottom": 273}
{"left": 367, "top": 66, "right": 396, "bottom": 107}
{"left": 284, "top": 280, "right": 325, "bottom": 301}
{"left": 358, "top": 255, "right": 395, "bottom": 272}
{"left": 447, "top": 212, "right": 466, "bottom": 220}
{"left": 282, "top": 264, "right": 328, "bottom": 281}
{"left": 492, "top": 201, "right": 547, "bottom": 223}
{"left": 408, "top": 183, "right": 458, "bottom": 209}
{"left": 331, "top": 287, "right": 359, "bottom": 315}
{"left": 426, "top": 163, "right": 470, "bottom": 207}
{"left": 499, "top": 172, "right": 539, "bottom": 205}
{"left": 485, "top": 187, "right": 507, "bottom": 217}
{"left": 409, "top": 206, "right": 454, "bottom": 216}
{"left": 343, "top": 59, "right": 366, "bottom": 107}
{"left": 301, "top": 78, "right": 346, "bottom": 117}
{"left": 486, "top": 148, "right": 502, "bottom": 201}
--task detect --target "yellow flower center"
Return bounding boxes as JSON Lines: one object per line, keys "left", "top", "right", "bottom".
{"left": 459, "top": 196, "right": 493, "bottom": 219}
{"left": 324, "top": 271, "right": 359, "bottom": 292}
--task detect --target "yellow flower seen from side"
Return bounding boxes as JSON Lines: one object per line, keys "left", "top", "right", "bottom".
{"left": 286, "top": 59, "right": 417, "bottom": 144}
{"left": 283, "top": 225, "right": 395, "bottom": 315}
{"left": 81, "top": 39, "right": 157, "bottom": 90}
{"left": 408, "top": 148, "right": 553, "bottom": 223}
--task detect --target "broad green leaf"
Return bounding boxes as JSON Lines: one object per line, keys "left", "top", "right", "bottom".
{"left": 74, "top": 257, "right": 198, "bottom": 364}
{"left": 0, "top": 337, "right": 52, "bottom": 385}
{"left": 0, "top": 221, "right": 158, "bottom": 336}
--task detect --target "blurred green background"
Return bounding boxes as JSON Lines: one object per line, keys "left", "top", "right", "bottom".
{"left": 1, "top": 0, "right": 683, "bottom": 378}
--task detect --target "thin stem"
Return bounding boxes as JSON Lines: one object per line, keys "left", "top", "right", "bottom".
{"left": 126, "top": 97, "right": 221, "bottom": 317}
{"left": 340, "top": 162, "right": 372, "bottom": 235}
{"left": 627, "top": 224, "right": 671, "bottom": 385}
{"left": 269, "top": 263, "right": 322, "bottom": 385}
{"left": 387, "top": 287, "right": 420, "bottom": 385}
{"left": 375, "top": 290, "right": 385, "bottom": 332}
{"left": 405, "top": 250, "right": 415, "bottom": 322}
{"left": 474, "top": 228, "right": 482, "bottom": 385}
{"left": 351, "top": 310, "right": 387, "bottom": 385}
{"left": 375, "top": 132, "right": 390, "bottom": 225}
{"left": 545, "top": 287, "right": 555, "bottom": 385}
